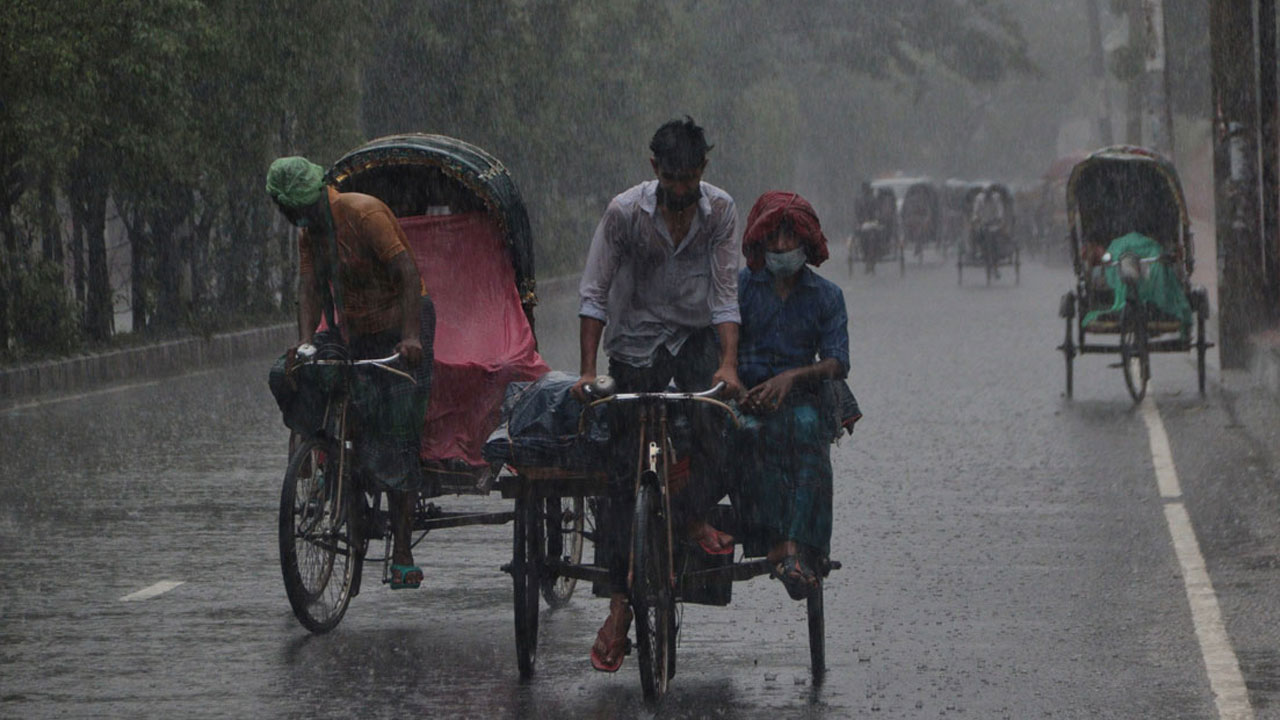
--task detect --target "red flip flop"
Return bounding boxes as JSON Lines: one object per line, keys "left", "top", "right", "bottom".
{"left": 590, "top": 613, "right": 632, "bottom": 672}
{"left": 696, "top": 527, "right": 735, "bottom": 556}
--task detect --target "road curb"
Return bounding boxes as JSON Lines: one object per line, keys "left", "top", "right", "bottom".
{"left": 1249, "top": 330, "right": 1280, "bottom": 399}
{"left": 0, "top": 323, "right": 294, "bottom": 405}
{"left": 1248, "top": 331, "right": 1280, "bottom": 402}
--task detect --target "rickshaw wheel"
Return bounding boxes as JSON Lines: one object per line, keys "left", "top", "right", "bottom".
{"left": 1194, "top": 290, "right": 1209, "bottom": 395}
{"left": 957, "top": 252, "right": 964, "bottom": 285}
{"left": 632, "top": 482, "right": 674, "bottom": 704}
{"left": 807, "top": 579, "right": 826, "bottom": 680}
{"left": 540, "top": 496, "right": 584, "bottom": 607}
{"left": 513, "top": 491, "right": 542, "bottom": 679}
{"left": 1064, "top": 340, "right": 1074, "bottom": 399}
{"left": 1120, "top": 320, "right": 1149, "bottom": 403}
{"left": 898, "top": 244, "right": 906, "bottom": 277}
{"left": 279, "top": 436, "right": 360, "bottom": 634}
{"left": 1014, "top": 246, "right": 1021, "bottom": 285}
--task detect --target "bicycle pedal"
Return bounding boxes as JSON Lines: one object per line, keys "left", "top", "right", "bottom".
{"left": 500, "top": 562, "right": 513, "bottom": 575}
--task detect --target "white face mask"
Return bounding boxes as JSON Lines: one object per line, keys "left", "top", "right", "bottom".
{"left": 765, "top": 248, "right": 806, "bottom": 277}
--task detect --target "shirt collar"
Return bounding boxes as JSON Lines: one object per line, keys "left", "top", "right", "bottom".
{"left": 641, "top": 180, "right": 710, "bottom": 218}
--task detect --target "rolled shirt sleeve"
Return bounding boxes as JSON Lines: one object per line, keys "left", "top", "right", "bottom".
{"left": 578, "top": 202, "right": 624, "bottom": 323}
{"left": 708, "top": 195, "right": 741, "bottom": 326}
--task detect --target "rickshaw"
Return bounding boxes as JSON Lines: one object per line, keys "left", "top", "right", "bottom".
{"left": 275, "top": 134, "right": 833, "bottom": 706}
{"left": 956, "top": 181, "right": 1020, "bottom": 285}
{"left": 850, "top": 181, "right": 901, "bottom": 275}
{"left": 1039, "top": 151, "right": 1091, "bottom": 266}
{"left": 275, "top": 133, "right": 580, "bottom": 654}
{"left": 1056, "top": 145, "right": 1213, "bottom": 402}
{"left": 941, "top": 178, "right": 981, "bottom": 251}
{"left": 868, "top": 176, "right": 942, "bottom": 271}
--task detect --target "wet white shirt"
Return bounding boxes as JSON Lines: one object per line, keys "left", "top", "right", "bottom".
{"left": 578, "top": 180, "right": 740, "bottom": 367}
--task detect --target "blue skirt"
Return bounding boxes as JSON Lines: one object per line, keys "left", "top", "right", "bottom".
{"left": 735, "top": 402, "right": 832, "bottom": 556}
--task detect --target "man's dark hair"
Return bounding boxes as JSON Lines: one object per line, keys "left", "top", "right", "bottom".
{"left": 649, "top": 115, "right": 713, "bottom": 171}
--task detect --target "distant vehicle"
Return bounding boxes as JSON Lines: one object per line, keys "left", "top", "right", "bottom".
{"left": 956, "top": 181, "right": 1019, "bottom": 286}
{"left": 1056, "top": 145, "right": 1212, "bottom": 401}
{"left": 1038, "top": 150, "right": 1091, "bottom": 266}
{"left": 872, "top": 176, "right": 942, "bottom": 263}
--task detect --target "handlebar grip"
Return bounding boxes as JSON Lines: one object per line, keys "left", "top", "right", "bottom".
{"left": 585, "top": 375, "right": 616, "bottom": 399}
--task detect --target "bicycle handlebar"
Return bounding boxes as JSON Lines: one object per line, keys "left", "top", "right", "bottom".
{"left": 579, "top": 379, "right": 739, "bottom": 434}
{"left": 588, "top": 379, "right": 727, "bottom": 403}
{"left": 292, "top": 347, "right": 415, "bottom": 382}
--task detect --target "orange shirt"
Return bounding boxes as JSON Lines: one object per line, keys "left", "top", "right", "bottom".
{"left": 299, "top": 187, "right": 426, "bottom": 337}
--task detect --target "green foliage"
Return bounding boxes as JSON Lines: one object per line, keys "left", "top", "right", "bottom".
{"left": 2, "top": 0, "right": 1046, "bottom": 362}
{"left": 12, "top": 259, "right": 80, "bottom": 357}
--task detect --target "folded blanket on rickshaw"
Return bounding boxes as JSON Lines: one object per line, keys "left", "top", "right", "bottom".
{"left": 401, "top": 212, "right": 550, "bottom": 468}
{"left": 481, "top": 372, "right": 861, "bottom": 470}
{"left": 482, "top": 371, "right": 608, "bottom": 471}
{"left": 1081, "top": 232, "right": 1193, "bottom": 335}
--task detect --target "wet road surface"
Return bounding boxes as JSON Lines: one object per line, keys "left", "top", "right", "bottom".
{"left": 4, "top": 249, "right": 1280, "bottom": 718}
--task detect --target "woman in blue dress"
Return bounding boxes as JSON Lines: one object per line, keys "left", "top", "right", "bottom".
{"left": 736, "top": 191, "right": 850, "bottom": 600}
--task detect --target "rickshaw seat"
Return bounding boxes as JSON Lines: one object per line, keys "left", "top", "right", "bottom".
{"left": 401, "top": 211, "right": 550, "bottom": 469}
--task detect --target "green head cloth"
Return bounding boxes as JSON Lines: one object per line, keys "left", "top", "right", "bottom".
{"left": 265, "top": 156, "right": 327, "bottom": 208}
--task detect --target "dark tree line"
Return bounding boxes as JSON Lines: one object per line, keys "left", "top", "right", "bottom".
{"left": 1, "top": 0, "right": 1039, "bottom": 362}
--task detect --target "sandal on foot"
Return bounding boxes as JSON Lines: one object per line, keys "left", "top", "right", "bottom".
{"left": 770, "top": 555, "right": 817, "bottom": 601}
{"left": 589, "top": 611, "right": 633, "bottom": 672}
{"left": 693, "top": 525, "right": 735, "bottom": 556}
{"left": 389, "top": 564, "right": 423, "bottom": 590}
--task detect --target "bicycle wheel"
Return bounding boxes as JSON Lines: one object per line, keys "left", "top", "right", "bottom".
{"left": 1120, "top": 315, "right": 1149, "bottom": 403}
{"left": 807, "top": 580, "right": 826, "bottom": 680}
{"left": 279, "top": 436, "right": 361, "bottom": 633}
{"left": 512, "top": 491, "right": 542, "bottom": 679}
{"left": 540, "top": 496, "right": 584, "bottom": 608}
{"left": 631, "top": 482, "right": 674, "bottom": 704}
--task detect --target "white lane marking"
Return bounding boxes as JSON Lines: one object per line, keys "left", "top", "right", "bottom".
{"left": 1139, "top": 399, "right": 1183, "bottom": 499}
{"left": 119, "top": 580, "right": 185, "bottom": 602}
{"left": 1141, "top": 394, "right": 1254, "bottom": 720}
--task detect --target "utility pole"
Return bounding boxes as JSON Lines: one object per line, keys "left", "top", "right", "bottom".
{"left": 1087, "top": 0, "right": 1115, "bottom": 146}
{"left": 1140, "top": 0, "right": 1176, "bottom": 157}
{"left": 1259, "top": 0, "right": 1280, "bottom": 317}
{"left": 1210, "top": 0, "right": 1264, "bottom": 367}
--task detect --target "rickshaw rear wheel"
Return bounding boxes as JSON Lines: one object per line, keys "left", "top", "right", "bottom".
{"left": 540, "top": 495, "right": 584, "bottom": 607}
{"left": 807, "top": 579, "right": 826, "bottom": 680}
{"left": 1194, "top": 289, "right": 1209, "bottom": 395}
{"left": 279, "top": 436, "right": 361, "bottom": 634}
{"left": 512, "top": 490, "right": 542, "bottom": 679}
{"left": 1014, "top": 246, "right": 1021, "bottom": 285}
{"left": 1120, "top": 319, "right": 1149, "bottom": 403}
{"left": 632, "top": 481, "right": 674, "bottom": 705}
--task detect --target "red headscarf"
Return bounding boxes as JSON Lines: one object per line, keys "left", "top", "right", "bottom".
{"left": 741, "top": 191, "right": 829, "bottom": 271}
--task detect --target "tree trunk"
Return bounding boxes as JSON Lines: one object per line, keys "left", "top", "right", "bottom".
{"left": 128, "top": 205, "right": 149, "bottom": 335}
{"left": 84, "top": 188, "right": 112, "bottom": 342}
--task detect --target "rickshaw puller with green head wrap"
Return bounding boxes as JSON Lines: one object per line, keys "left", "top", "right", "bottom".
{"left": 266, "top": 155, "right": 433, "bottom": 590}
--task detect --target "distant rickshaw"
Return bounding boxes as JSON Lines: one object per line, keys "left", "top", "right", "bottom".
{"left": 1056, "top": 145, "right": 1213, "bottom": 402}
{"left": 874, "top": 176, "right": 942, "bottom": 266}
{"left": 957, "top": 181, "right": 1019, "bottom": 285}
{"left": 1039, "top": 151, "right": 1090, "bottom": 266}
{"left": 940, "top": 178, "right": 982, "bottom": 252}
{"left": 850, "top": 181, "right": 901, "bottom": 276}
